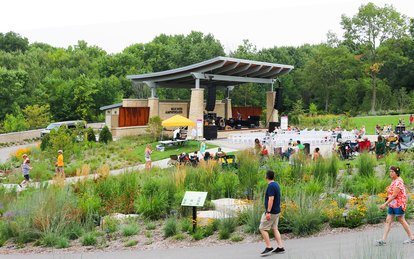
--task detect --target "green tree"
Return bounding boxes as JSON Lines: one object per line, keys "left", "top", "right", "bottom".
{"left": 86, "top": 127, "right": 96, "bottom": 142}
{"left": 341, "top": 2, "right": 409, "bottom": 112}
{"left": 99, "top": 126, "right": 112, "bottom": 144}
{"left": 0, "top": 31, "right": 29, "bottom": 53}
{"left": 22, "top": 104, "right": 51, "bottom": 129}
{"left": 73, "top": 75, "right": 97, "bottom": 120}
{"left": 146, "top": 116, "right": 163, "bottom": 141}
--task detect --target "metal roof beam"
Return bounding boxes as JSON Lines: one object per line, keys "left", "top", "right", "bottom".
{"left": 237, "top": 65, "right": 263, "bottom": 76}
{"left": 213, "top": 62, "right": 239, "bottom": 73}
{"left": 249, "top": 66, "right": 273, "bottom": 77}
{"left": 191, "top": 72, "right": 273, "bottom": 84}
{"left": 260, "top": 67, "right": 283, "bottom": 78}
{"left": 224, "top": 64, "right": 251, "bottom": 75}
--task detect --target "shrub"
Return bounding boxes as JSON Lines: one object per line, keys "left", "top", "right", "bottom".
{"left": 231, "top": 235, "right": 244, "bottom": 242}
{"left": 204, "top": 224, "right": 215, "bottom": 237}
{"left": 312, "top": 158, "right": 327, "bottom": 183}
{"left": 237, "top": 150, "right": 260, "bottom": 199}
{"left": 327, "top": 155, "right": 339, "bottom": 186}
{"left": 81, "top": 233, "right": 97, "bottom": 246}
{"left": 99, "top": 126, "right": 113, "bottom": 144}
{"left": 358, "top": 152, "right": 376, "bottom": 178}
{"left": 55, "top": 237, "right": 70, "bottom": 249}
{"left": 180, "top": 218, "right": 192, "bottom": 233}
{"left": 219, "top": 216, "right": 236, "bottom": 234}
{"left": 244, "top": 204, "right": 263, "bottom": 235}
{"left": 40, "top": 232, "right": 58, "bottom": 247}
{"left": 146, "top": 222, "right": 156, "bottom": 230}
{"left": 171, "top": 233, "right": 186, "bottom": 240}
{"left": 366, "top": 199, "right": 384, "bottom": 224}
{"left": 146, "top": 116, "right": 163, "bottom": 141}
{"left": 66, "top": 224, "right": 84, "bottom": 240}
{"left": 136, "top": 179, "right": 169, "bottom": 220}
{"left": 86, "top": 127, "right": 96, "bottom": 142}
{"left": 120, "top": 223, "right": 140, "bottom": 237}
{"left": 218, "top": 228, "right": 231, "bottom": 240}
{"left": 163, "top": 217, "right": 178, "bottom": 237}
{"left": 191, "top": 228, "right": 205, "bottom": 240}
{"left": 124, "top": 240, "right": 138, "bottom": 247}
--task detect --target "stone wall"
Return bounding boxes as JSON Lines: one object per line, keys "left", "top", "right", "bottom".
{"left": 111, "top": 126, "right": 148, "bottom": 139}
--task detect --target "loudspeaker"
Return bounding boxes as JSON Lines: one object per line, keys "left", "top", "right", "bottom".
{"left": 205, "top": 82, "right": 216, "bottom": 111}
{"left": 395, "top": 125, "right": 405, "bottom": 135}
{"left": 274, "top": 88, "right": 283, "bottom": 110}
{"left": 269, "top": 122, "right": 281, "bottom": 132}
{"left": 204, "top": 125, "right": 218, "bottom": 140}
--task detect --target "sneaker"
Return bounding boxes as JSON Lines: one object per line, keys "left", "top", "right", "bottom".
{"left": 260, "top": 247, "right": 274, "bottom": 256}
{"left": 273, "top": 247, "right": 285, "bottom": 254}
{"left": 376, "top": 239, "right": 386, "bottom": 246}
{"left": 403, "top": 238, "right": 414, "bottom": 244}
{"left": 18, "top": 184, "right": 22, "bottom": 188}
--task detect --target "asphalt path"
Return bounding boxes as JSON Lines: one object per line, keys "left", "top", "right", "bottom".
{"left": 2, "top": 223, "right": 414, "bottom": 259}
{"left": 0, "top": 143, "right": 39, "bottom": 164}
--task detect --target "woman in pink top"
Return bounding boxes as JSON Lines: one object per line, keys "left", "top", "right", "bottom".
{"left": 377, "top": 166, "right": 414, "bottom": 245}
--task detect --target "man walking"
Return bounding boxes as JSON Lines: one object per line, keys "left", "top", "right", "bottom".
{"left": 259, "top": 170, "right": 285, "bottom": 256}
{"left": 55, "top": 150, "right": 65, "bottom": 178}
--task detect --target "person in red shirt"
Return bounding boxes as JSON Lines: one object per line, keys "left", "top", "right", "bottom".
{"left": 410, "top": 114, "right": 413, "bottom": 126}
{"left": 377, "top": 166, "right": 414, "bottom": 245}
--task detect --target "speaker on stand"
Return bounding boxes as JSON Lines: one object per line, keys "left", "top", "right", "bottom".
{"left": 205, "top": 79, "right": 216, "bottom": 111}
{"left": 274, "top": 87, "right": 283, "bottom": 111}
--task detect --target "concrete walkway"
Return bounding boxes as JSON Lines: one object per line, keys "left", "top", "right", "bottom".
{"left": 0, "top": 142, "right": 39, "bottom": 164}
{"left": 2, "top": 223, "right": 414, "bottom": 258}
{"left": 2, "top": 145, "right": 239, "bottom": 192}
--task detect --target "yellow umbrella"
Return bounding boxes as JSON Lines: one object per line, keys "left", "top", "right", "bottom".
{"left": 162, "top": 115, "right": 195, "bottom": 127}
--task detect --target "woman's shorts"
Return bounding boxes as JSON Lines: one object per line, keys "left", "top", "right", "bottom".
{"left": 24, "top": 175, "right": 29, "bottom": 181}
{"left": 145, "top": 157, "right": 151, "bottom": 162}
{"left": 388, "top": 206, "right": 405, "bottom": 216}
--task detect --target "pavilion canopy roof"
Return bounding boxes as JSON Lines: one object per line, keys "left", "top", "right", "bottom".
{"left": 126, "top": 56, "right": 294, "bottom": 90}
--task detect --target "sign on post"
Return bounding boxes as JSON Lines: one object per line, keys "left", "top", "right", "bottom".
{"left": 196, "top": 119, "right": 203, "bottom": 137}
{"left": 181, "top": 191, "right": 208, "bottom": 233}
{"left": 281, "top": 116, "right": 288, "bottom": 130}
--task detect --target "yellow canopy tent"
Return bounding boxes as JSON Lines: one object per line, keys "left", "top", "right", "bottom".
{"left": 162, "top": 115, "right": 195, "bottom": 127}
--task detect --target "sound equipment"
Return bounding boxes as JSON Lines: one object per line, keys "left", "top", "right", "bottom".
{"left": 269, "top": 122, "right": 281, "bottom": 132}
{"left": 274, "top": 88, "right": 283, "bottom": 110}
{"left": 205, "top": 81, "right": 216, "bottom": 111}
{"left": 204, "top": 125, "right": 218, "bottom": 140}
{"left": 395, "top": 125, "right": 405, "bottom": 135}
{"left": 248, "top": 116, "right": 260, "bottom": 127}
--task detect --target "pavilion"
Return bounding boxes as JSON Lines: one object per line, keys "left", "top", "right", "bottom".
{"left": 101, "top": 56, "right": 293, "bottom": 138}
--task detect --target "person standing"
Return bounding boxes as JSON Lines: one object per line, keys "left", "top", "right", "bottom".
{"left": 55, "top": 150, "right": 65, "bottom": 178}
{"left": 313, "top": 147, "right": 321, "bottom": 161}
{"left": 377, "top": 166, "right": 414, "bottom": 245}
{"left": 22, "top": 154, "right": 29, "bottom": 164}
{"left": 19, "top": 159, "right": 32, "bottom": 188}
{"left": 144, "top": 144, "right": 154, "bottom": 170}
{"left": 200, "top": 139, "right": 206, "bottom": 157}
{"left": 410, "top": 115, "right": 413, "bottom": 126}
{"left": 259, "top": 170, "right": 285, "bottom": 256}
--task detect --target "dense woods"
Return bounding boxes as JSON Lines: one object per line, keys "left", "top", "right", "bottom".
{"left": 1, "top": 3, "right": 414, "bottom": 132}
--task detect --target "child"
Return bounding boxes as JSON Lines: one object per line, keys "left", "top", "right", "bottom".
{"left": 19, "top": 159, "right": 32, "bottom": 188}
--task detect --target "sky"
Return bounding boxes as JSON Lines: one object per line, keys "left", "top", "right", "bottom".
{"left": 1, "top": 0, "right": 413, "bottom": 54}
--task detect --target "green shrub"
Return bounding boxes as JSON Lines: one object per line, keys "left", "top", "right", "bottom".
{"left": 313, "top": 158, "right": 327, "bottom": 183}
{"left": 366, "top": 199, "right": 384, "bottom": 224}
{"left": 86, "top": 127, "right": 96, "bottom": 142}
{"left": 204, "top": 224, "right": 215, "bottom": 237}
{"left": 40, "top": 133, "right": 51, "bottom": 150}
{"left": 120, "top": 223, "right": 140, "bottom": 237}
{"left": 244, "top": 205, "right": 263, "bottom": 235}
{"left": 55, "top": 237, "right": 70, "bottom": 249}
{"left": 231, "top": 235, "right": 244, "bottom": 242}
{"left": 290, "top": 210, "right": 323, "bottom": 236}
{"left": 104, "top": 216, "right": 119, "bottom": 233}
{"left": 327, "top": 155, "right": 339, "bottom": 186}
{"left": 136, "top": 179, "right": 169, "bottom": 220}
{"left": 221, "top": 173, "right": 239, "bottom": 198}
{"left": 180, "top": 218, "right": 192, "bottom": 233}
{"left": 99, "top": 126, "right": 113, "bottom": 144}
{"left": 81, "top": 233, "right": 97, "bottom": 246}
{"left": 40, "top": 232, "right": 58, "bottom": 247}
{"left": 171, "top": 233, "right": 186, "bottom": 240}
{"left": 124, "top": 240, "right": 138, "bottom": 247}
{"left": 66, "top": 224, "right": 84, "bottom": 240}
{"left": 146, "top": 222, "right": 156, "bottom": 230}
{"left": 237, "top": 150, "right": 260, "bottom": 199}
{"left": 146, "top": 116, "right": 163, "bottom": 141}
{"left": 163, "top": 217, "right": 178, "bottom": 237}
{"left": 358, "top": 152, "right": 376, "bottom": 178}
{"left": 192, "top": 228, "right": 205, "bottom": 240}
{"left": 218, "top": 228, "right": 231, "bottom": 240}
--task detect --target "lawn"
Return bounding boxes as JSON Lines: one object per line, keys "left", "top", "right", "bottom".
{"left": 135, "top": 140, "right": 218, "bottom": 161}
{"left": 350, "top": 114, "right": 411, "bottom": 135}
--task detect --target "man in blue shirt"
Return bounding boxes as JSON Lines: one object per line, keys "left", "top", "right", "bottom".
{"left": 259, "top": 170, "right": 285, "bottom": 256}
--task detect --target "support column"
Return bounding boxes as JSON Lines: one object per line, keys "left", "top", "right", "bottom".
{"left": 148, "top": 97, "right": 159, "bottom": 118}
{"left": 266, "top": 91, "right": 278, "bottom": 125}
{"left": 189, "top": 88, "right": 204, "bottom": 138}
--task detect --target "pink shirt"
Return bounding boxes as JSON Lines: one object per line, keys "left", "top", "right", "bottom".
{"left": 388, "top": 178, "right": 406, "bottom": 211}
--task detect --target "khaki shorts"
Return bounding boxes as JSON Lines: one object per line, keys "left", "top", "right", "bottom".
{"left": 259, "top": 212, "right": 280, "bottom": 231}
{"left": 56, "top": 166, "right": 64, "bottom": 174}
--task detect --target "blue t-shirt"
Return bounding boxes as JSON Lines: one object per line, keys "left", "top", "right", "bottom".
{"left": 264, "top": 181, "right": 281, "bottom": 214}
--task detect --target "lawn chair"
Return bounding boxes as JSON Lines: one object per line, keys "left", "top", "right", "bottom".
{"left": 221, "top": 155, "right": 238, "bottom": 170}
{"left": 359, "top": 140, "right": 371, "bottom": 152}
{"left": 167, "top": 154, "right": 179, "bottom": 166}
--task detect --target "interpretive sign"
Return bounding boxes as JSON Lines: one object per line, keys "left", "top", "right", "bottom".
{"left": 197, "top": 119, "right": 203, "bottom": 137}
{"left": 181, "top": 191, "right": 207, "bottom": 207}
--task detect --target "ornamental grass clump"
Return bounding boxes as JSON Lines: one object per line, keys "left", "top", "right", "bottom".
{"left": 163, "top": 217, "right": 178, "bottom": 237}
{"left": 237, "top": 150, "right": 260, "bottom": 200}
{"left": 357, "top": 152, "right": 376, "bottom": 178}
{"left": 81, "top": 233, "right": 97, "bottom": 246}
{"left": 120, "top": 223, "right": 140, "bottom": 237}
{"left": 327, "top": 155, "right": 339, "bottom": 186}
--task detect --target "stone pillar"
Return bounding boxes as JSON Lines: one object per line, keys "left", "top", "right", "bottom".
{"left": 226, "top": 99, "right": 232, "bottom": 119}
{"left": 266, "top": 91, "right": 278, "bottom": 125}
{"left": 148, "top": 97, "right": 159, "bottom": 118}
{"left": 189, "top": 88, "right": 204, "bottom": 138}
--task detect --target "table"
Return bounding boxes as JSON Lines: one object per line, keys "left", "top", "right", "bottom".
{"left": 159, "top": 139, "right": 188, "bottom": 148}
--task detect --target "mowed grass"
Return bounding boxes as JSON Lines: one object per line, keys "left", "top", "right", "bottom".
{"left": 135, "top": 140, "right": 218, "bottom": 161}
{"left": 350, "top": 114, "right": 412, "bottom": 135}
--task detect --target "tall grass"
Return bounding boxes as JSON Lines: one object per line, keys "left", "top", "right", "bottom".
{"left": 237, "top": 150, "right": 260, "bottom": 200}
{"left": 357, "top": 152, "right": 376, "bottom": 178}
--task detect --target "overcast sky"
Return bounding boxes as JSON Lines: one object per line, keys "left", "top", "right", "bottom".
{"left": 1, "top": 0, "right": 413, "bottom": 54}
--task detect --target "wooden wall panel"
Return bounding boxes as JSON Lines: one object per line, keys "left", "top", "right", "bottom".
{"left": 232, "top": 107, "right": 262, "bottom": 120}
{"left": 119, "top": 107, "right": 150, "bottom": 127}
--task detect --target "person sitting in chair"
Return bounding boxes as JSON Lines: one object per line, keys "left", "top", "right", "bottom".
{"left": 173, "top": 127, "right": 181, "bottom": 140}
{"left": 215, "top": 147, "right": 226, "bottom": 158}
{"left": 179, "top": 152, "right": 189, "bottom": 164}
{"left": 203, "top": 152, "right": 213, "bottom": 162}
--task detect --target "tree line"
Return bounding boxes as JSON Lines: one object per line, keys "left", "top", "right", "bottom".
{"left": 1, "top": 2, "right": 414, "bottom": 132}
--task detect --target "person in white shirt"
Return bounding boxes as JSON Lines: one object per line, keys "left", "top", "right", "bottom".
{"left": 173, "top": 127, "right": 180, "bottom": 140}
